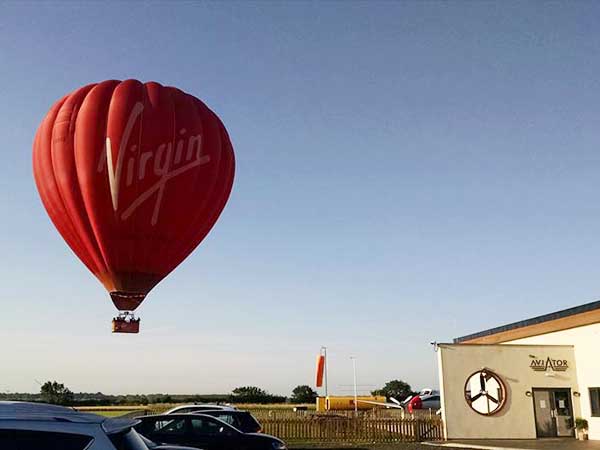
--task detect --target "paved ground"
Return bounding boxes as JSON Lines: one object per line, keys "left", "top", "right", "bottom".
{"left": 424, "top": 438, "right": 600, "bottom": 450}
{"left": 289, "top": 440, "right": 600, "bottom": 450}
{"left": 289, "top": 444, "right": 469, "bottom": 450}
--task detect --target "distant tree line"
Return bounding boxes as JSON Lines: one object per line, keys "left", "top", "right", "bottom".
{"left": 0, "top": 382, "right": 233, "bottom": 407}
{"left": 1, "top": 379, "right": 414, "bottom": 407}
{"left": 230, "top": 386, "right": 287, "bottom": 404}
{"left": 371, "top": 379, "right": 415, "bottom": 401}
{"left": 0, "top": 381, "right": 315, "bottom": 406}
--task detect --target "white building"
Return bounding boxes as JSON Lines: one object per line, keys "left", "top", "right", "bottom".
{"left": 437, "top": 300, "right": 600, "bottom": 440}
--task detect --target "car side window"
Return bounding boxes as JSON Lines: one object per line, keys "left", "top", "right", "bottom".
{"left": 238, "top": 413, "right": 261, "bottom": 432}
{"left": 213, "top": 413, "right": 236, "bottom": 426}
{"left": 149, "top": 418, "right": 187, "bottom": 436}
{"left": 4, "top": 430, "right": 93, "bottom": 450}
{"left": 190, "top": 418, "right": 223, "bottom": 436}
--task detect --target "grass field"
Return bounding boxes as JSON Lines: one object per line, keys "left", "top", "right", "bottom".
{"left": 76, "top": 406, "right": 148, "bottom": 417}
{"left": 77, "top": 403, "right": 316, "bottom": 417}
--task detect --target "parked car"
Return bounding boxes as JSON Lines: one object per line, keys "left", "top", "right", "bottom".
{"left": 138, "top": 434, "right": 203, "bottom": 450}
{"left": 134, "top": 414, "right": 286, "bottom": 450}
{"left": 0, "top": 401, "right": 149, "bottom": 450}
{"left": 165, "top": 405, "right": 236, "bottom": 415}
{"left": 191, "top": 410, "right": 261, "bottom": 434}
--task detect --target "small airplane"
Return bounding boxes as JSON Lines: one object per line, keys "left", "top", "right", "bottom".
{"left": 357, "top": 388, "right": 440, "bottom": 412}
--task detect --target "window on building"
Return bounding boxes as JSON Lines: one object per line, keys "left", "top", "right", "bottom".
{"left": 590, "top": 388, "right": 600, "bottom": 417}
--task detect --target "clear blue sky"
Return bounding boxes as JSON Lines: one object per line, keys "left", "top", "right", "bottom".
{"left": 2, "top": 1, "right": 600, "bottom": 396}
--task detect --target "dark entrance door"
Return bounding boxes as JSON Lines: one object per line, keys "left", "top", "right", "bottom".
{"left": 533, "top": 388, "right": 574, "bottom": 438}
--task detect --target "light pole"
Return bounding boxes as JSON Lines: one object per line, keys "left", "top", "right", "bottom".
{"left": 350, "top": 356, "right": 358, "bottom": 413}
{"left": 321, "top": 346, "right": 329, "bottom": 398}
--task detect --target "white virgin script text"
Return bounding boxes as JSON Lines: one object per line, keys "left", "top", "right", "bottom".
{"left": 97, "top": 102, "right": 210, "bottom": 225}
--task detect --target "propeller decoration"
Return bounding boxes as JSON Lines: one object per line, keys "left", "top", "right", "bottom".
{"left": 464, "top": 369, "right": 506, "bottom": 415}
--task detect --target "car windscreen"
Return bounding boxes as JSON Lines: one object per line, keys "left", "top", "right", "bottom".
{"left": 109, "top": 429, "right": 149, "bottom": 450}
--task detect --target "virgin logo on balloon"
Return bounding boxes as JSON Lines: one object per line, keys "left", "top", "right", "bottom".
{"left": 33, "top": 80, "right": 235, "bottom": 333}
{"left": 97, "top": 101, "right": 211, "bottom": 226}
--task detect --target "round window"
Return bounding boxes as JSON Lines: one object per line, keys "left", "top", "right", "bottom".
{"left": 464, "top": 369, "right": 506, "bottom": 416}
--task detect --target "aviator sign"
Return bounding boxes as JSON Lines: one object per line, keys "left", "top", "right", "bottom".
{"left": 530, "top": 357, "right": 569, "bottom": 372}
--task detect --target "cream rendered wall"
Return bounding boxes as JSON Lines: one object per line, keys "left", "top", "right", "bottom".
{"left": 506, "top": 322, "right": 600, "bottom": 440}
{"left": 437, "top": 349, "right": 448, "bottom": 440}
{"left": 438, "top": 343, "right": 578, "bottom": 440}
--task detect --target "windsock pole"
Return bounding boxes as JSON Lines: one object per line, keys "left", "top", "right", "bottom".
{"left": 350, "top": 356, "right": 358, "bottom": 413}
{"left": 322, "top": 346, "right": 328, "bottom": 398}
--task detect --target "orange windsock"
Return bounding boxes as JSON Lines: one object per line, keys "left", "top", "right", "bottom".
{"left": 316, "top": 354, "right": 325, "bottom": 387}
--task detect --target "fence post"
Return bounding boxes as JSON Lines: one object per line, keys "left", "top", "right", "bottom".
{"left": 413, "top": 419, "right": 421, "bottom": 442}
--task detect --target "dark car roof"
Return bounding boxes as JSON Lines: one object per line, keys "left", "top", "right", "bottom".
{"left": 0, "top": 402, "right": 76, "bottom": 415}
{"left": 0, "top": 401, "right": 101, "bottom": 423}
{"left": 0, "top": 401, "right": 138, "bottom": 433}
{"left": 137, "top": 414, "right": 194, "bottom": 419}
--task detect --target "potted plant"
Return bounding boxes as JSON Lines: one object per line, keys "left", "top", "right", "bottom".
{"left": 575, "top": 417, "right": 589, "bottom": 440}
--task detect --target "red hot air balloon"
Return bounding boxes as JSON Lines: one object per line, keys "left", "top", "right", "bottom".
{"left": 33, "top": 80, "right": 235, "bottom": 333}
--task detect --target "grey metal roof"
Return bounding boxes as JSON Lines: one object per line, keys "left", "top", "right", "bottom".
{"left": 454, "top": 299, "right": 600, "bottom": 343}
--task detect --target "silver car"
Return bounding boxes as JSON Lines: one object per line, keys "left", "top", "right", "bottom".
{"left": 164, "top": 404, "right": 236, "bottom": 415}
{"left": 0, "top": 401, "right": 198, "bottom": 450}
